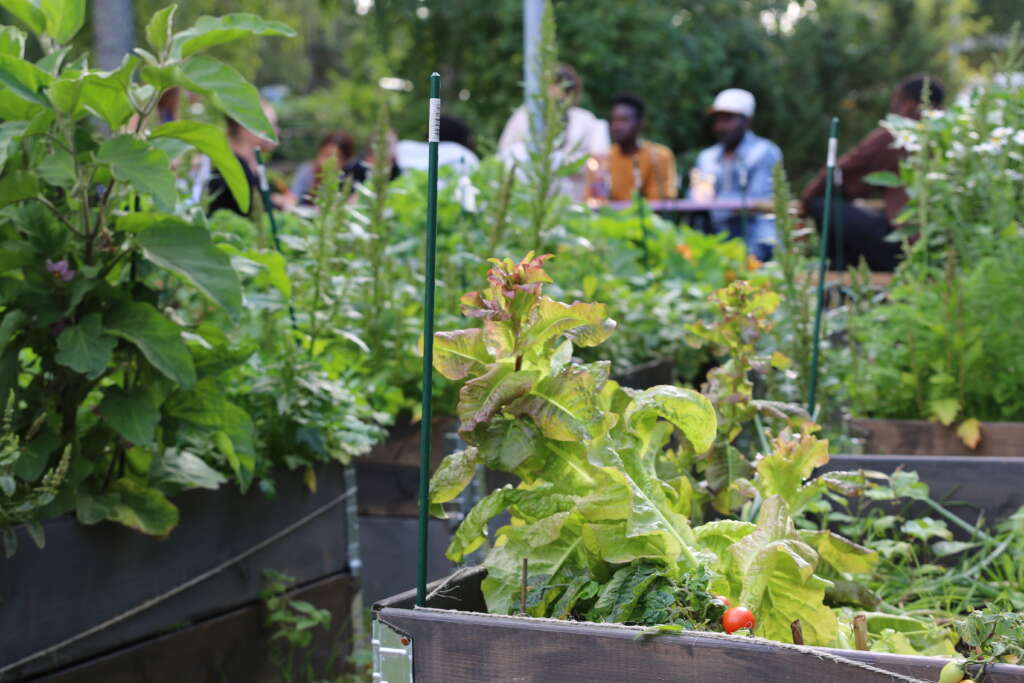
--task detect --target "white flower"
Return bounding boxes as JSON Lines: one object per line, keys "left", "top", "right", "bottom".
{"left": 1014, "top": 130, "right": 1024, "bottom": 146}
{"left": 925, "top": 172, "right": 948, "bottom": 181}
{"left": 973, "top": 141, "right": 1000, "bottom": 154}
{"left": 987, "top": 109, "right": 1004, "bottom": 125}
{"left": 455, "top": 174, "right": 480, "bottom": 213}
{"left": 968, "top": 131, "right": 980, "bottom": 141}
{"left": 1006, "top": 169, "right": 1024, "bottom": 182}
{"left": 893, "top": 130, "right": 921, "bottom": 152}
{"left": 947, "top": 141, "right": 967, "bottom": 159}
{"left": 1010, "top": 151, "right": 1024, "bottom": 163}
{"left": 924, "top": 109, "right": 944, "bottom": 121}
{"left": 990, "top": 127, "right": 1014, "bottom": 145}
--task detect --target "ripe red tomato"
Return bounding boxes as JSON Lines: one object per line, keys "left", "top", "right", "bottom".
{"left": 722, "top": 606, "right": 756, "bottom": 634}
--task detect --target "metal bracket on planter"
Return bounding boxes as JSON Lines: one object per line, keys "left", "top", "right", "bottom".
{"left": 372, "top": 614, "right": 413, "bottom": 682}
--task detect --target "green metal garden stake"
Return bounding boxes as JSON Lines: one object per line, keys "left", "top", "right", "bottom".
{"left": 417, "top": 73, "right": 442, "bottom": 608}
{"left": 807, "top": 118, "right": 839, "bottom": 415}
{"left": 255, "top": 149, "right": 298, "bottom": 334}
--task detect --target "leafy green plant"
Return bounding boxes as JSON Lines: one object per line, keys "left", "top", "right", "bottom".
{"left": 0, "top": 3, "right": 325, "bottom": 535}
{"left": 428, "top": 257, "right": 879, "bottom": 647}
{"left": 261, "top": 569, "right": 334, "bottom": 683}
{"left": 0, "top": 392, "right": 69, "bottom": 555}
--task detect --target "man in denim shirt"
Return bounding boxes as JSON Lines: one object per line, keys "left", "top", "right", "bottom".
{"left": 687, "top": 89, "right": 782, "bottom": 261}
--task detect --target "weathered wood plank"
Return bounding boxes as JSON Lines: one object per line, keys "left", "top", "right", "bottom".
{"left": 379, "top": 606, "right": 1024, "bottom": 683}
{"left": 851, "top": 419, "right": 1024, "bottom": 457}
{"left": 36, "top": 573, "right": 357, "bottom": 683}
{"left": 2, "top": 466, "right": 349, "bottom": 678}
{"left": 825, "top": 454, "right": 1024, "bottom": 529}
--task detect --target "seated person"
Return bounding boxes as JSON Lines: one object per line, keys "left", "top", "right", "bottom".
{"left": 686, "top": 88, "right": 781, "bottom": 261}
{"left": 397, "top": 115, "right": 480, "bottom": 176}
{"left": 498, "top": 63, "right": 610, "bottom": 200}
{"left": 588, "top": 93, "right": 677, "bottom": 201}
{"left": 291, "top": 130, "right": 355, "bottom": 203}
{"left": 341, "top": 129, "right": 402, "bottom": 188}
{"left": 800, "top": 74, "right": 944, "bottom": 272}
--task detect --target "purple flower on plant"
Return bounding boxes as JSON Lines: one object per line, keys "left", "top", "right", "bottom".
{"left": 46, "top": 259, "right": 75, "bottom": 282}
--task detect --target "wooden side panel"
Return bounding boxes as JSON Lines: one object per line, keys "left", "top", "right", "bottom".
{"left": 379, "top": 607, "right": 1024, "bottom": 683}
{"left": 35, "top": 573, "right": 357, "bottom": 683}
{"left": 2, "top": 466, "right": 349, "bottom": 678}
{"left": 825, "top": 455, "right": 1024, "bottom": 528}
{"left": 852, "top": 419, "right": 1024, "bottom": 457}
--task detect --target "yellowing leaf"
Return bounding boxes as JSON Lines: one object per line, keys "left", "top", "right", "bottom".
{"left": 956, "top": 417, "right": 982, "bottom": 450}
{"left": 929, "top": 397, "right": 960, "bottom": 426}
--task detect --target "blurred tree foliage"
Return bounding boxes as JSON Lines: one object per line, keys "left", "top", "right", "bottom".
{"left": 62, "top": 0, "right": 999, "bottom": 181}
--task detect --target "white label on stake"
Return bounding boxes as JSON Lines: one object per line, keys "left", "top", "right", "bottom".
{"left": 827, "top": 137, "right": 838, "bottom": 168}
{"left": 428, "top": 97, "right": 441, "bottom": 142}
{"left": 256, "top": 164, "right": 270, "bottom": 193}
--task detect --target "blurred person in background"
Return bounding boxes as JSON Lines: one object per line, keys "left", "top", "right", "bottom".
{"left": 341, "top": 128, "right": 402, "bottom": 189}
{"left": 498, "top": 63, "right": 610, "bottom": 200}
{"left": 397, "top": 114, "right": 480, "bottom": 176}
{"left": 206, "top": 99, "right": 296, "bottom": 215}
{"left": 800, "top": 74, "right": 945, "bottom": 271}
{"left": 587, "top": 93, "right": 677, "bottom": 202}
{"left": 687, "top": 88, "right": 782, "bottom": 261}
{"left": 292, "top": 130, "right": 356, "bottom": 203}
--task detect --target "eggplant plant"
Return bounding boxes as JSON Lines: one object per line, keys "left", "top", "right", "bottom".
{"left": 0, "top": 2, "right": 304, "bottom": 540}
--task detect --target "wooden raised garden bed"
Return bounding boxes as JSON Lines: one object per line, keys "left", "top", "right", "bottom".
{"left": 850, "top": 419, "right": 1024, "bottom": 457}
{"left": 375, "top": 569, "right": 1024, "bottom": 683}
{"left": 1, "top": 466, "right": 352, "bottom": 680}
{"left": 372, "top": 456, "right": 1024, "bottom": 682}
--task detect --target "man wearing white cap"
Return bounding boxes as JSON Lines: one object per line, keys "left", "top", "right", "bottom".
{"left": 686, "top": 88, "right": 782, "bottom": 260}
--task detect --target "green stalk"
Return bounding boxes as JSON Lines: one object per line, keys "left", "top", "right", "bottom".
{"left": 417, "top": 73, "right": 442, "bottom": 608}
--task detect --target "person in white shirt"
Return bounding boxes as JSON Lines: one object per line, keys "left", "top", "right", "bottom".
{"left": 397, "top": 115, "right": 480, "bottom": 177}
{"left": 497, "top": 64, "right": 610, "bottom": 200}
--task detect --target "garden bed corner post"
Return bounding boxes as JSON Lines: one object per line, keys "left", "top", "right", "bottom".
{"left": 417, "top": 72, "right": 442, "bottom": 607}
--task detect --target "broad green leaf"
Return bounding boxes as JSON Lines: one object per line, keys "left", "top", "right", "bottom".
{"left": 105, "top": 301, "right": 196, "bottom": 388}
{"left": 133, "top": 217, "right": 242, "bottom": 314}
{"left": 582, "top": 521, "right": 676, "bottom": 565}
{"left": 240, "top": 249, "right": 290, "bottom": 298}
{"left": 446, "top": 485, "right": 515, "bottom": 562}
{"left": 98, "top": 387, "right": 160, "bottom": 446}
{"left": 482, "top": 512, "right": 584, "bottom": 615}
{"left": 591, "top": 562, "right": 662, "bottom": 623}
{"left": 0, "top": 84, "right": 41, "bottom": 119}
{"left": 801, "top": 530, "right": 879, "bottom": 574}
{"left": 37, "top": 146, "right": 75, "bottom": 188}
{"left": 79, "top": 55, "right": 138, "bottom": 130}
{"left": 97, "top": 135, "right": 177, "bottom": 210}
{"left": 520, "top": 297, "right": 617, "bottom": 351}
{"left": 46, "top": 72, "right": 84, "bottom": 117}
{"left": 694, "top": 519, "right": 757, "bottom": 561}
{"left": 0, "top": 239, "right": 33, "bottom": 273}
{"left": 624, "top": 385, "right": 716, "bottom": 453}
{"left": 171, "top": 13, "right": 295, "bottom": 59}
{"left": 510, "top": 365, "right": 604, "bottom": 441}
{"left": 39, "top": 0, "right": 84, "bottom": 43}
{"left": 457, "top": 366, "right": 536, "bottom": 433}
{"left": 0, "top": 309, "right": 27, "bottom": 351}
{"left": 901, "top": 517, "right": 951, "bottom": 543}
{"left": 929, "top": 397, "right": 960, "bottom": 426}
{"left": 0, "top": 170, "right": 37, "bottom": 208}
{"left": 753, "top": 433, "right": 830, "bottom": 513}
{"left": 150, "top": 119, "right": 250, "bottom": 214}
{"left": 0, "top": 0, "right": 46, "bottom": 35}
{"left": 932, "top": 540, "right": 977, "bottom": 557}
{"left": 105, "top": 478, "right": 178, "bottom": 535}
{"left": 181, "top": 56, "right": 275, "bottom": 141}
{"left": 54, "top": 313, "right": 117, "bottom": 379}
{"left": 145, "top": 4, "right": 177, "bottom": 53}
{"left": 0, "top": 53, "right": 51, "bottom": 106}
{"left": 0, "top": 120, "right": 27, "bottom": 175}
{"left": 155, "top": 448, "right": 227, "bottom": 490}
{"left": 0, "top": 25, "right": 26, "bottom": 57}
{"left": 729, "top": 496, "right": 837, "bottom": 645}
{"left": 428, "top": 446, "right": 480, "bottom": 513}
{"left": 467, "top": 417, "right": 541, "bottom": 472}
{"left": 863, "top": 170, "right": 902, "bottom": 188}
{"left": 431, "top": 328, "right": 491, "bottom": 380}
